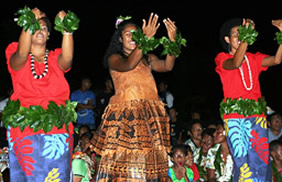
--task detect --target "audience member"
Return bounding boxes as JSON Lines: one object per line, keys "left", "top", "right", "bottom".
{"left": 169, "top": 107, "right": 184, "bottom": 146}
{"left": 267, "top": 112, "right": 282, "bottom": 142}
{"left": 206, "top": 122, "right": 233, "bottom": 182}
{"left": 72, "top": 132, "right": 95, "bottom": 182}
{"left": 184, "top": 119, "right": 203, "bottom": 153}
{"left": 71, "top": 77, "right": 96, "bottom": 130}
{"left": 194, "top": 128, "right": 215, "bottom": 181}
{"left": 168, "top": 144, "right": 194, "bottom": 182}
{"left": 158, "top": 80, "right": 174, "bottom": 110}
{"left": 269, "top": 139, "right": 282, "bottom": 182}
{"left": 95, "top": 77, "right": 114, "bottom": 129}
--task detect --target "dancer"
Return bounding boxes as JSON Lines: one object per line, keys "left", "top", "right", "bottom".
{"left": 91, "top": 13, "right": 185, "bottom": 181}
{"left": 3, "top": 7, "right": 79, "bottom": 181}
{"left": 216, "top": 18, "right": 282, "bottom": 181}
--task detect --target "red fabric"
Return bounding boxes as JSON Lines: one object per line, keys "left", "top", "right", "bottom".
{"left": 5, "top": 42, "right": 73, "bottom": 137}
{"left": 215, "top": 52, "right": 269, "bottom": 119}
{"left": 190, "top": 163, "right": 200, "bottom": 181}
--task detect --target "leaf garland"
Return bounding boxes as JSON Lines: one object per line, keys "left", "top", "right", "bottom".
{"left": 14, "top": 6, "right": 41, "bottom": 34}
{"left": 160, "top": 32, "right": 187, "bottom": 57}
{"left": 220, "top": 97, "right": 267, "bottom": 119}
{"left": 131, "top": 29, "right": 187, "bottom": 57}
{"left": 238, "top": 23, "right": 258, "bottom": 45}
{"left": 54, "top": 11, "right": 80, "bottom": 34}
{"left": 2, "top": 99, "right": 77, "bottom": 133}
{"left": 274, "top": 31, "right": 282, "bottom": 44}
{"left": 131, "top": 29, "right": 161, "bottom": 55}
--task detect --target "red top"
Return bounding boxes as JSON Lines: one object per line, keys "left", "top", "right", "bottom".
{"left": 5, "top": 42, "right": 73, "bottom": 137}
{"left": 215, "top": 52, "right": 269, "bottom": 118}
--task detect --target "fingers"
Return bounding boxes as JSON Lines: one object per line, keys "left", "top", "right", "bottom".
{"left": 163, "top": 18, "right": 177, "bottom": 32}
{"left": 147, "top": 13, "right": 160, "bottom": 28}
{"left": 272, "top": 19, "right": 282, "bottom": 31}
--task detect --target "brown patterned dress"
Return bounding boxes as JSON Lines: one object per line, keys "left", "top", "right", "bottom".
{"left": 91, "top": 60, "right": 171, "bottom": 181}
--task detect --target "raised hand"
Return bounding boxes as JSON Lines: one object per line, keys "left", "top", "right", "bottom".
{"left": 243, "top": 18, "right": 255, "bottom": 29}
{"left": 56, "top": 10, "right": 67, "bottom": 21}
{"left": 163, "top": 18, "right": 177, "bottom": 41}
{"left": 272, "top": 19, "right": 282, "bottom": 31}
{"left": 31, "top": 8, "right": 46, "bottom": 19}
{"left": 142, "top": 13, "right": 160, "bottom": 39}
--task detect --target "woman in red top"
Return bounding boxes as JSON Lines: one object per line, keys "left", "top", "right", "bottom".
{"left": 215, "top": 18, "right": 282, "bottom": 181}
{"left": 4, "top": 8, "right": 75, "bottom": 182}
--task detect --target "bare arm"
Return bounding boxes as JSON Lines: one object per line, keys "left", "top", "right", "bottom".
{"left": 108, "top": 13, "right": 159, "bottom": 72}
{"left": 10, "top": 8, "right": 44, "bottom": 71}
{"left": 151, "top": 18, "right": 177, "bottom": 72}
{"left": 57, "top": 11, "right": 74, "bottom": 71}
{"left": 261, "top": 19, "right": 282, "bottom": 67}
{"left": 222, "top": 42, "right": 248, "bottom": 70}
{"left": 222, "top": 18, "right": 254, "bottom": 70}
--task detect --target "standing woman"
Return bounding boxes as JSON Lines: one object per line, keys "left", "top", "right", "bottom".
{"left": 3, "top": 7, "right": 78, "bottom": 181}
{"left": 91, "top": 13, "right": 185, "bottom": 181}
{"left": 216, "top": 18, "right": 282, "bottom": 181}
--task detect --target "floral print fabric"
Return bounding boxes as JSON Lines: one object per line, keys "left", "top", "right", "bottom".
{"left": 224, "top": 117, "right": 272, "bottom": 181}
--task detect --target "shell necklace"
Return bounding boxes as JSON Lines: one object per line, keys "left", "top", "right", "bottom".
{"left": 30, "top": 50, "right": 49, "bottom": 79}
{"left": 239, "top": 55, "right": 253, "bottom": 91}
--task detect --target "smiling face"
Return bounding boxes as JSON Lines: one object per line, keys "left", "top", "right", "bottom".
{"left": 31, "top": 19, "right": 49, "bottom": 45}
{"left": 214, "top": 124, "right": 226, "bottom": 144}
{"left": 121, "top": 24, "right": 137, "bottom": 55}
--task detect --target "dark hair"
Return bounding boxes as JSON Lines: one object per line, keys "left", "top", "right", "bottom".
{"left": 219, "top": 18, "right": 242, "bottom": 51}
{"left": 103, "top": 19, "right": 139, "bottom": 68}
{"left": 269, "top": 139, "right": 282, "bottom": 153}
{"left": 170, "top": 144, "right": 188, "bottom": 157}
{"left": 201, "top": 127, "right": 216, "bottom": 138}
{"left": 188, "top": 119, "right": 202, "bottom": 131}
{"left": 40, "top": 16, "right": 52, "bottom": 33}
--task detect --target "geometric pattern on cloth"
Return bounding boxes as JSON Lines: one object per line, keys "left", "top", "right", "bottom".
{"left": 91, "top": 99, "right": 170, "bottom": 181}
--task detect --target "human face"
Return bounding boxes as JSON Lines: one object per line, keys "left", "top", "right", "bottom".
{"left": 190, "top": 123, "right": 203, "bottom": 141}
{"left": 201, "top": 134, "right": 214, "bottom": 154}
{"left": 172, "top": 149, "right": 186, "bottom": 167}
{"left": 82, "top": 79, "right": 92, "bottom": 90}
{"left": 214, "top": 125, "right": 225, "bottom": 144}
{"left": 270, "top": 114, "right": 282, "bottom": 132}
{"left": 275, "top": 145, "right": 282, "bottom": 163}
{"left": 225, "top": 26, "right": 240, "bottom": 54}
{"left": 32, "top": 20, "right": 49, "bottom": 45}
{"left": 121, "top": 24, "right": 137, "bottom": 55}
{"left": 80, "top": 136, "right": 91, "bottom": 153}
{"left": 185, "top": 151, "right": 193, "bottom": 167}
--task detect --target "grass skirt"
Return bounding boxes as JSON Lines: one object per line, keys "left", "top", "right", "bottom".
{"left": 91, "top": 99, "right": 170, "bottom": 181}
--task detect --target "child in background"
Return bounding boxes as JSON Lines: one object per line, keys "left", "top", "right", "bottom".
{"left": 185, "top": 145, "right": 200, "bottom": 182}
{"left": 269, "top": 140, "right": 282, "bottom": 182}
{"left": 168, "top": 144, "right": 194, "bottom": 182}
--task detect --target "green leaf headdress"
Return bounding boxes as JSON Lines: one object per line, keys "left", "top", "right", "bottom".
{"left": 115, "top": 15, "right": 132, "bottom": 29}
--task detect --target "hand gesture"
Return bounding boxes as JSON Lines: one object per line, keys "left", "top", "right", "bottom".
{"left": 272, "top": 19, "right": 282, "bottom": 31}
{"left": 31, "top": 8, "right": 46, "bottom": 19}
{"left": 164, "top": 18, "right": 177, "bottom": 41}
{"left": 142, "top": 13, "right": 160, "bottom": 39}
{"left": 56, "top": 10, "right": 67, "bottom": 21}
{"left": 243, "top": 18, "right": 255, "bottom": 29}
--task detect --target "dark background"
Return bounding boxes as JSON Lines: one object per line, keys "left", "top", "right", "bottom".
{"left": 0, "top": 0, "right": 281, "bottom": 122}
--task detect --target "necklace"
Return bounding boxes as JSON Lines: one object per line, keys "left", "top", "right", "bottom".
{"left": 30, "top": 50, "right": 49, "bottom": 79}
{"left": 239, "top": 55, "right": 253, "bottom": 91}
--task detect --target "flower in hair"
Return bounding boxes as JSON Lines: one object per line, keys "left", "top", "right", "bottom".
{"left": 115, "top": 15, "right": 132, "bottom": 29}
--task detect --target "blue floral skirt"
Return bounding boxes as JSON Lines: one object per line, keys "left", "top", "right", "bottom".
{"left": 7, "top": 128, "right": 73, "bottom": 182}
{"left": 224, "top": 116, "right": 272, "bottom": 181}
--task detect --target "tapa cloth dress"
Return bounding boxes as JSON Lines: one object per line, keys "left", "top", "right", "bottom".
{"left": 91, "top": 60, "right": 171, "bottom": 181}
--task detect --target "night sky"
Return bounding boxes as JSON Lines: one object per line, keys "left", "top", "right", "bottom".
{"left": 0, "top": 1, "right": 281, "bottom": 121}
